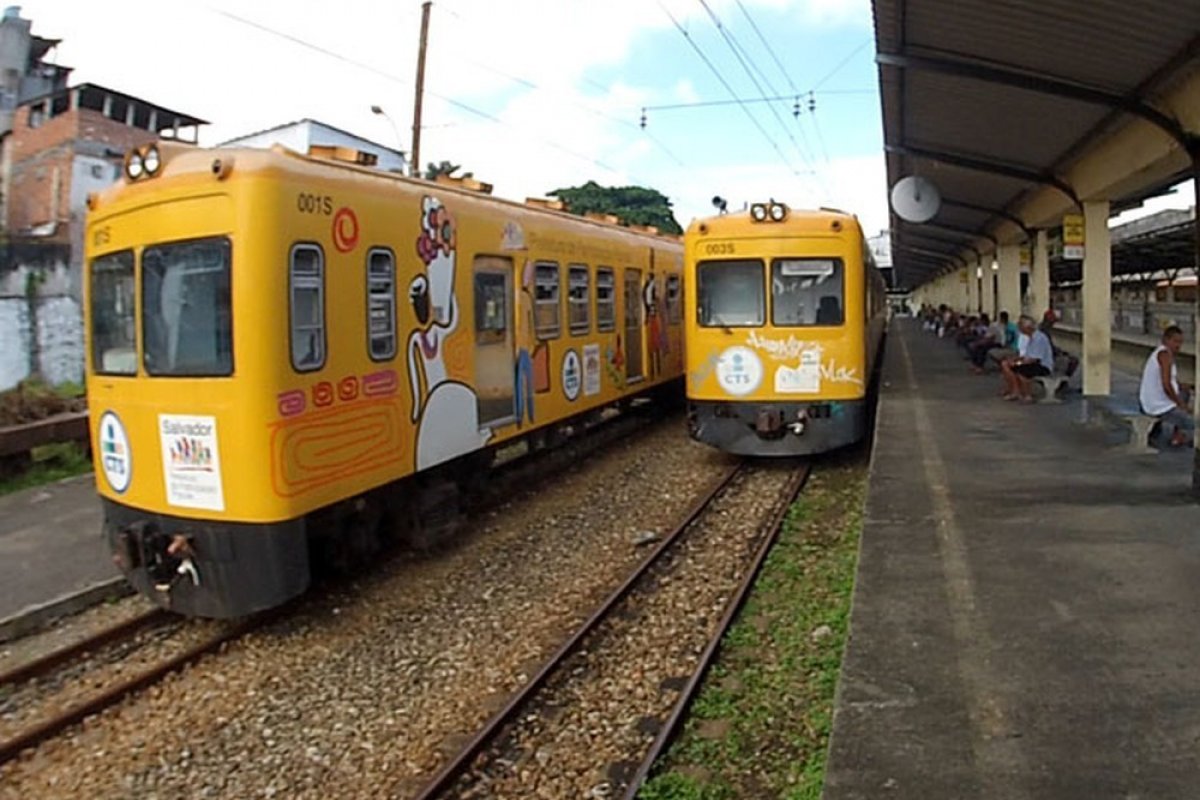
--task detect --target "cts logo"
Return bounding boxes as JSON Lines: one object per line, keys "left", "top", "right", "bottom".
{"left": 562, "top": 349, "right": 581, "bottom": 401}
{"left": 98, "top": 411, "right": 131, "bottom": 493}
{"left": 715, "top": 346, "right": 763, "bottom": 396}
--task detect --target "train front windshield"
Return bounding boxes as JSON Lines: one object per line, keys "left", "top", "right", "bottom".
{"left": 697, "top": 257, "right": 844, "bottom": 328}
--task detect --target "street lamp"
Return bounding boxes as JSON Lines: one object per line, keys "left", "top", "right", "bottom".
{"left": 370, "top": 105, "right": 407, "bottom": 173}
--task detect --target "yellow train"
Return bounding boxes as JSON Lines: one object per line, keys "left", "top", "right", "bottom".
{"left": 85, "top": 142, "right": 684, "bottom": 617}
{"left": 684, "top": 202, "right": 886, "bottom": 456}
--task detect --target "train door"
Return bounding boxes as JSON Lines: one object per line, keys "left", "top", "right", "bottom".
{"left": 472, "top": 255, "right": 516, "bottom": 428}
{"left": 624, "top": 268, "right": 644, "bottom": 382}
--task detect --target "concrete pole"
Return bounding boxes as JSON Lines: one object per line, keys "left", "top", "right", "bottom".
{"left": 962, "top": 268, "right": 970, "bottom": 311}
{"left": 1030, "top": 229, "right": 1050, "bottom": 318}
{"left": 1082, "top": 200, "right": 1112, "bottom": 398}
{"left": 998, "top": 243, "right": 1021, "bottom": 321}
{"left": 967, "top": 261, "right": 979, "bottom": 313}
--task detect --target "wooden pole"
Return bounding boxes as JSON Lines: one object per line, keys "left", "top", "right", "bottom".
{"left": 411, "top": 1, "right": 432, "bottom": 178}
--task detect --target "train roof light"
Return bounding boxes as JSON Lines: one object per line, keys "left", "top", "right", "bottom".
{"left": 142, "top": 144, "right": 161, "bottom": 176}
{"left": 769, "top": 202, "right": 787, "bottom": 221}
{"left": 750, "top": 203, "right": 768, "bottom": 222}
{"left": 124, "top": 149, "right": 144, "bottom": 181}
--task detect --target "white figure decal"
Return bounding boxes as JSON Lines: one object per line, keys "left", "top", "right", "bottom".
{"left": 407, "top": 197, "right": 492, "bottom": 470}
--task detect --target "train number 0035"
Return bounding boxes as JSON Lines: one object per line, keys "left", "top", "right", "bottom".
{"left": 704, "top": 242, "right": 735, "bottom": 255}
{"left": 297, "top": 193, "right": 333, "bottom": 215}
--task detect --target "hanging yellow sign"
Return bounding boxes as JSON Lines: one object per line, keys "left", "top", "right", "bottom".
{"left": 1062, "top": 214, "right": 1084, "bottom": 260}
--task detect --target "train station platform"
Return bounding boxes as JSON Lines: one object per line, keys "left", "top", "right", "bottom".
{"left": 824, "top": 319, "right": 1199, "bottom": 799}
{"left": 0, "top": 474, "right": 115, "bottom": 628}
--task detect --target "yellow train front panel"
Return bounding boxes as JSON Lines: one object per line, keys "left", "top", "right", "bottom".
{"left": 683, "top": 204, "right": 885, "bottom": 456}
{"left": 85, "top": 143, "right": 683, "bottom": 616}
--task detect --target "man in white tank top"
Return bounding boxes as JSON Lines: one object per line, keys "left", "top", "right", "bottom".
{"left": 1139, "top": 325, "right": 1194, "bottom": 447}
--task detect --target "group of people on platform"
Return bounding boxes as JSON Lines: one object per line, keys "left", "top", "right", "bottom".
{"left": 915, "top": 303, "right": 1194, "bottom": 447}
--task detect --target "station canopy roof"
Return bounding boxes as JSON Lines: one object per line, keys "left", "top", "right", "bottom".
{"left": 873, "top": 0, "right": 1200, "bottom": 288}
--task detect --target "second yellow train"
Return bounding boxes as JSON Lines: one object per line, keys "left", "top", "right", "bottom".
{"left": 684, "top": 201, "right": 886, "bottom": 456}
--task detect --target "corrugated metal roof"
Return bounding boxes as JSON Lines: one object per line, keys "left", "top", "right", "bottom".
{"left": 874, "top": 0, "right": 1200, "bottom": 287}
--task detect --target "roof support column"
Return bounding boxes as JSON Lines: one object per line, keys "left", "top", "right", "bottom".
{"left": 982, "top": 257, "right": 996, "bottom": 319}
{"left": 1190, "top": 158, "right": 1200, "bottom": 497}
{"left": 1030, "top": 230, "right": 1050, "bottom": 318}
{"left": 968, "top": 257, "right": 981, "bottom": 313}
{"left": 998, "top": 243, "right": 1021, "bottom": 321}
{"left": 1082, "top": 200, "right": 1112, "bottom": 398}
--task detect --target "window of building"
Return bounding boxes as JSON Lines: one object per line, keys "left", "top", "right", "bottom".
{"left": 665, "top": 274, "right": 682, "bottom": 324}
{"left": 596, "top": 267, "right": 616, "bottom": 332}
{"left": 697, "top": 259, "right": 764, "bottom": 327}
{"left": 771, "top": 258, "right": 844, "bottom": 326}
{"left": 534, "top": 262, "right": 561, "bottom": 338}
{"left": 366, "top": 249, "right": 396, "bottom": 360}
{"left": 568, "top": 265, "right": 590, "bottom": 335}
{"left": 90, "top": 249, "right": 136, "bottom": 375}
{"left": 290, "top": 244, "right": 326, "bottom": 371}
{"left": 143, "top": 237, "right": 233, "bottom": 376}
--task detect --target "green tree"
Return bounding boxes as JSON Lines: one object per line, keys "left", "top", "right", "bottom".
{"left": 547, "top": 180, "right": 682, "bottom": 234}
{"left": 424, "top": 160, "right": 473, "bottom": 180}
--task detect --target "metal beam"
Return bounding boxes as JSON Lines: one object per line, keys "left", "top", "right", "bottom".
{"left": 896, "top": 228, "right": 983, "bottom": 260}
{"left": 886, "top": 143, "right": 1080, "bottom": 207}
{"left": 877, "top": 49, "right": 1197, "bottom": 151}
{"left": 905, "top": 220, "right": 998, "bottom": 250}
{"left": 941, "top": 198, "right": 1033, "bottom": 241}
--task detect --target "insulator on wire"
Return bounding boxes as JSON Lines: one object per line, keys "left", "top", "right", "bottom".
{"left": 792, "top": 97, "right": 800, "bottom": 118}
{"left": 640, "top": 109, "right": 647, "bottom": 129}
{"left": 808, "top": 92, "right": 816, "bottom": 113}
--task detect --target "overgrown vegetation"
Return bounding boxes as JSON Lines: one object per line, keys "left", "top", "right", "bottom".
{"left": 639, "top": 458, "right": 867, "bottom": 800}
{"left": 0, "top": 379, "right": 86, "bottom": 427}
{"left": 548, "top": 180, "right": 683, "bottom": 234}
{"left": 0, "top": 442, "right": 92, "bottom": 496}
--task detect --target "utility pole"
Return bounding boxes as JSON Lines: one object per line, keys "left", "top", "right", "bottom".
{"left": 411, "top": 0, "right": 432, "bottom": 179}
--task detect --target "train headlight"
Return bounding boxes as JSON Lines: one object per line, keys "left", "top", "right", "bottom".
{"left": 769, "top": 202, "right": 787, "bottom": 221}
{"left": 124, "top": 150, "right": 144, "bottom": 181}
{"left": 142, "top": 145, "right": 161, "bottom": 176}
{"left": 750, "top": 203, "right": 768, "bottom": 222}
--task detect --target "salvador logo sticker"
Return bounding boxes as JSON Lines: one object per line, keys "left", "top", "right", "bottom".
{"left": 158, "top": 414, "right": 225, "bottom": 511}
{"left": 562, "top": 349, "right": 582, "bottom": 401}
{"left": 98, "top": 411, "right": 131, "bottom": 493}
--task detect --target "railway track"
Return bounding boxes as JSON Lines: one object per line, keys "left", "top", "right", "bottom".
{"left": 407, "top": 459, "right": 810, "bottom": 799}
{"left": 0, "top": 607, "right": 276, "bottom": 766}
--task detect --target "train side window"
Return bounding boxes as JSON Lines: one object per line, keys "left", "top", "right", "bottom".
{"left": 772, "top": 258, "right": 844, "bottom": 326}
{"left": 534, "top": 262, "right": 561, "bottom": 339}
{"left": 665, "top": 274, "right": 682, "bottom": 324}
{"left": 568, "top": 265, "right": 590, "bottom": 335}
{"left": 596, "top": 267, "right": 616, "bottom": 332}
{"left": 90, "top": 249, "right": 136, "bottom": 375}
{"left": 367, "top": 248, "right": 396, "bottom": 361}
{"left": 290, "top": 244, "right": 326, "bottom": 371}
{"left": 697, "top": 259, "right": 764, "bottom": 327}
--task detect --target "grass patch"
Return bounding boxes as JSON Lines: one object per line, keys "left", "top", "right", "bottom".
{"left": 639, "top": 455, "right": 868, "bottom": 800}
{"left": 0, "top": 442, "right": 93, "bottom": 496}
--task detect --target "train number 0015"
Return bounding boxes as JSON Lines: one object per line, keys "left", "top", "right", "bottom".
{"left": 297, "top": 193, "right": 334, "bottom": 215}
{"left": 704, "top": 242, "right": 735, "bottom": 255}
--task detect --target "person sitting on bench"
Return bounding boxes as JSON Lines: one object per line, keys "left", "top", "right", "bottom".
{"left": 1139, "top": 325, "right": 1195, "bottom": 447}
{"left": 968, "top": 313, "right": 1003, "bottom": 373}
{"left": 1000, "top": 315, "right": 1053, "bottom": 403}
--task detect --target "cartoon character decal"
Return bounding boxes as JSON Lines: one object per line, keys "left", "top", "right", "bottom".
{"left": 643, "top": 270, "right": 668, "bottom": 378}
{"left": 407, "top": 197, "right": 492, "bottom": 469}
{"left": 514, "top": 258, "right": 537, "bottom": 426}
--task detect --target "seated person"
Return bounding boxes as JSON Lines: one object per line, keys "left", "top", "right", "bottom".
{"left": 1000, "top": 315, "right": 1053, "bottom": 403}
{"left": 985, "top": 311, "right": 1019, "bottom": 372}
{"left": 1139, "top": 325, "right": 1195, "bottom": 447}
{"left": 968, "top": 313, "right": 1003, "bottom": 373}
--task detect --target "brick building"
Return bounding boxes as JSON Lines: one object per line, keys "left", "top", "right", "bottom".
{"left": 3, "top": 83, "right": 204, "bottom": 238}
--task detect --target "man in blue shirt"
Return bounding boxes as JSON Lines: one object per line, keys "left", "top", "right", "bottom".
{"left": 1000, "top": 315, "right": 1054, "bottom": 403}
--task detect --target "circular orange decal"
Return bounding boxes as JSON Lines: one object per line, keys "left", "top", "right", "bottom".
{"left": 332, "top": 207, "right": 359, "bottom": 252}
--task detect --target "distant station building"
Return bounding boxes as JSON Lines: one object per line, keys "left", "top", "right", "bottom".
{"left": 220, "top": 118, "right": 407, "bottom": 173}
{"left": 0, "top": 5, "right": 70, "bottom": 136}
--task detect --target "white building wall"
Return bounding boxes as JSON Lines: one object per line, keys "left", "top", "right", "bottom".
{"left": 221, "top": 119, "right": 407, "bottom": 173}
{"left": 0, "top": 261, "right": 84, "bottom": 391}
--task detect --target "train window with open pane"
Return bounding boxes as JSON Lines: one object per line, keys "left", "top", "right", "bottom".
{"left": 665, "top": 274, "right": 682, "bottom": 324}
{"left": 568, "top": 265, "right": 590, "bottom": 335}
{"left": 534, "top": 262, "right": 561, "bottom": 338}
{"left": 366, "top": 248, "right": 396, "bottom": 361}
{"left": 596, "top": 267, "right": 616, "bottom": 331}
{"left": 90, "top": 249, "right": 136, "bottom": 375}
{"left": 697, "top": 259, "right": 764, "bottom": 327}
{"left": 290, "top": 244, "right": 326, "bottom": 371}
{"left": 771, "top": 258, "right": 844, "bottom": 326}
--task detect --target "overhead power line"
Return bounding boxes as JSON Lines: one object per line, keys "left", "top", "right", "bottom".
{"left": 655, "top": 0, "right": 802, "bottom": 176}
{"left": 736, "top": 0, "right": 799, "bottom": 95}
{"left": 210, "top": 8, "right": 621, "bottom": 176}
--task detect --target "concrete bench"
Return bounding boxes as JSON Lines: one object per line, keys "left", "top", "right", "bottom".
{"left": 1117, "top": 413, "right": 1158, "bottom": 455}
{"left": 1033, "top": 375, "right": 1070, "bottom": 404}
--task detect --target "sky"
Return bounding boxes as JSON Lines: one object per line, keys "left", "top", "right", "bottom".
{"left": 17, "top": 0, "right": 890, "bottom": 233}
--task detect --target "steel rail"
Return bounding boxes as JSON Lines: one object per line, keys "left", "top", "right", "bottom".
{"left": 0, "top": 607, "right": 173, "bottom": 689}
{"left": 619, "top": 462, "right": 811, "bottom": 799}
{"left": 407, "top": 461, "right": 745, "bottom": 800}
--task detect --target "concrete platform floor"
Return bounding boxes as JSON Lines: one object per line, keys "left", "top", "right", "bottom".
{"left": 824, "top": 320, "right": 1200, "bottom": 800}
{"left": 0, "top": 473, "right": 114, "bottom": 621}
